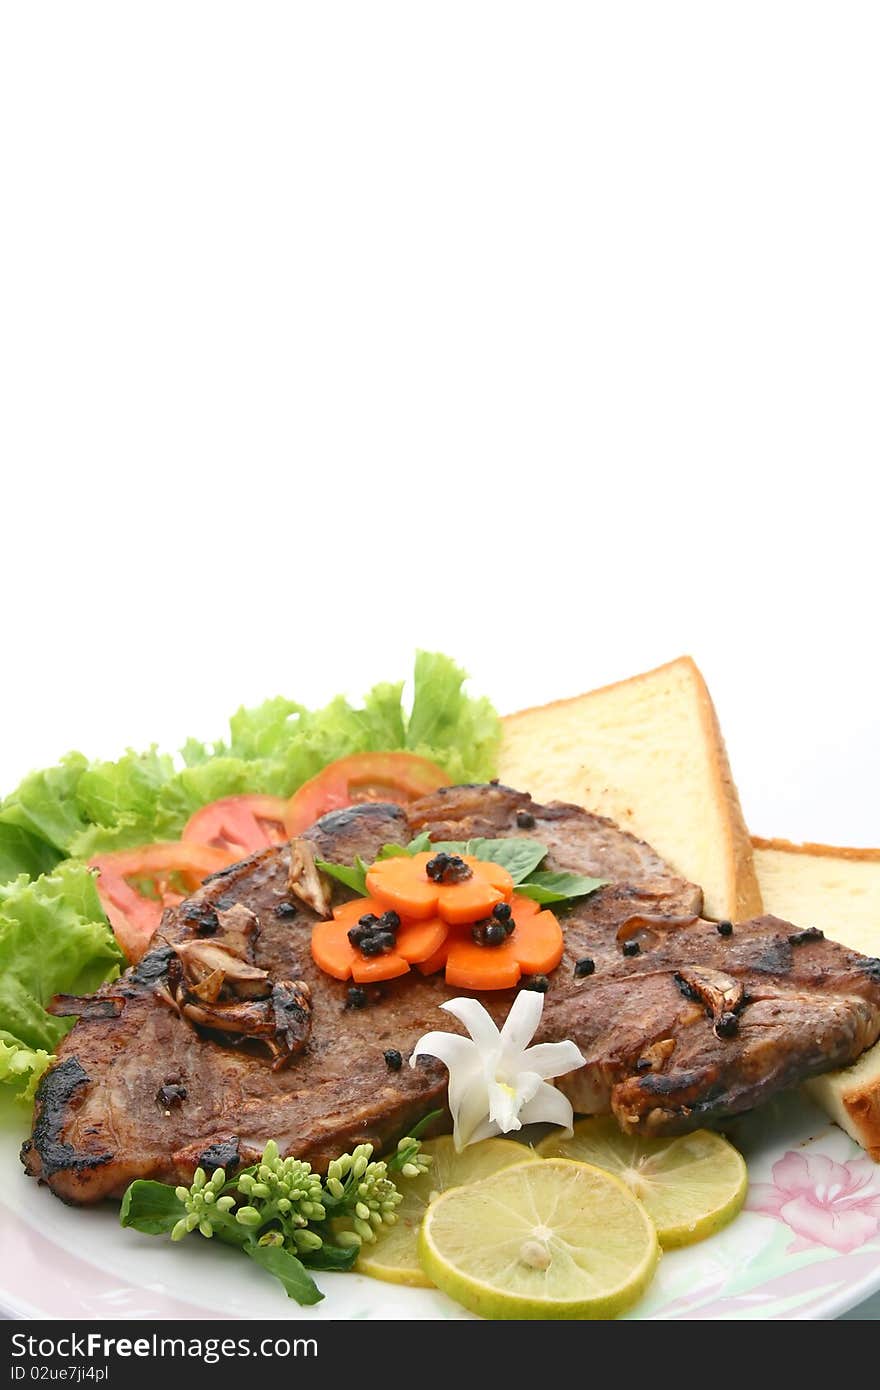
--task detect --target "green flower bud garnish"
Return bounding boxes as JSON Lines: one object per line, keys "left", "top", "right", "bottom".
{"left": 119, "top": 1123, "right": 435, "bottom": 1306}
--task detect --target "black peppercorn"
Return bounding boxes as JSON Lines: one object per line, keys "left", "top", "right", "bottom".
{"left": 715, "top": 1011, "right": 739, "bottom": 1038}
{"left": 634, "top": 1058, "right": 652, "bottom": 1074}
{"left": 384, "top": 1049, "right": 403, "bottom": 1071}
{"left": 526, "top": 974, "right": 550, "bottom": 993}
{"left": 445, "top": 855, "right": 472, "bottom": 882}
{"left": 426, "top": 853, "right": 473, "bottom": 884}
{"left": 574, "top": 957, "right": 595, "bottom": 978}
{"left": 622, "top": 940, "right": 641, "bottom": 957}
{"left": 350, "top": 907, "right": 402, "bottom": 957}
{"left": 472, "top": 920, "right": 507, "bottom": 947}
{"left": 425, "top": 851, "right": 448, "bottom": 880}
{"left": 273, "top": 901, "right": 298, "bottom": 920}
{"left": 346, "top": 986, "right": 368, "bottom": 1009}
{"left": 716, "top": 920, "right": 733, "bottom": 937}
{"left": 358, "top": 935, "right": 384, "bottom": 956}
{"left": 493, "top": 902, "right": 512, "bottom": 923}
{"left": 516, "top": 810, "right": 536, "bottom": 829}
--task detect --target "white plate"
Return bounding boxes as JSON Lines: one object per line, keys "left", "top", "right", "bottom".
{"left": 3, "top": 1089, "right": 880, "bottom": 1320}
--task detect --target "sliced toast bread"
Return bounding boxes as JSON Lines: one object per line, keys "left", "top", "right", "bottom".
{"left": 499, "top": 656, "right": 762, "bottom": 922}
{"left": 753, "top": 837, "right": 880, "bottom": 1160}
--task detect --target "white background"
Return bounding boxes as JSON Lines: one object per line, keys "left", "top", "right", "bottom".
{"left": 2, "top": 1, "right": 878, "bottom": 848}
{"left": 2, "top": 4, "right": 880, "bottom": 1324}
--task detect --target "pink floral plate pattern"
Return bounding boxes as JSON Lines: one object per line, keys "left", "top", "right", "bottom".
{"left": 748, "top": 1150, "right": 880, "bottom": 1255}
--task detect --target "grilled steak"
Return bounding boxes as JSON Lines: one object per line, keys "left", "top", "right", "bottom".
{"left": 23, "top": 785, "right": 880, "bottom": 1204}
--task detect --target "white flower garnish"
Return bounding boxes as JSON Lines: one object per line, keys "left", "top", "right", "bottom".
{"left": 410, "top": 991, "right": 586, "bottom": 1151}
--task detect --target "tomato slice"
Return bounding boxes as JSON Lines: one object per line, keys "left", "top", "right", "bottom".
{"left": 90, "top": 842, "right": 237, "bottom": 964}
{"left": 284, "top": 753, "right": 450, "bottom": 835}
{"left": 183, "top": 795, "right": 291, "bottom": 856}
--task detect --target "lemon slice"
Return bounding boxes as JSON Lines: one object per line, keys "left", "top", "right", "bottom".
{"left": 537, "top": 1117, "right": 747, "bottom": 1248}
{"left": 418, "top": 1158, "right": 658, "bottom": 1319}
{"left": 357, "top": 1136, "right": 528, "bottom": 1286}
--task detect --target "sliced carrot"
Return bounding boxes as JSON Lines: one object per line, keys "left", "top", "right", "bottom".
{"left": 315, "top": 896, "right": 398, "bottom": 980}
{"left": 312, "top": 911, "right": 412, "bottom": 983}
{"left": 436, "top": 876, "right": 505, "bottom": 925}
{"left": 331, "top": 896, "right": 391, "bottom": 929}
{"left": 311, "top": 917, "right": 358, "bottom": 981}
{"left": 509, "top": 908, "right": 564, "bottom": 974}
{"left": 365, "top": 853, "right": 438, "bottom": 919}
{"left": 395, "top": 917, "right": 448, "bottom": 964}
{"left": 445, "top": 937, "right": 522, "bottom": 990}
{"left": 365, "top": 852, "right": 515, "bottom": 925}
{"left": 443, "top": 900, "right": 563, "bottom": 989}
{"left": 508, "top": 891, "right": 540, "bottom": 919}
{"left": 351, "top": 952, "right": 410, "bottom": 983}
{"left": 415, "top": 940, "right": 450, "bottom": 975}
{"left": 466, "top": 857, "right": 514, "bottom": 897}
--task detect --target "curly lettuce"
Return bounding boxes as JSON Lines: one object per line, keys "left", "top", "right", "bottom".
{"left": 0, "top": 863, "right": 123, "bottom": 1097}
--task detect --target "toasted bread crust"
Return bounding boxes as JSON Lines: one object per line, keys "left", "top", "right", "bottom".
{"left": 752, "top": 836, "right": 880, "bottom": 864}
{"left": 687, "top": 659, "right": 762, "bottom": 920}
{"left": 844, "top": 1086, "right": 880, "bottom": 1161}
{"left": 502, "top": 655, "right": 697, "bottom": 725}
{"left": 503, "top": 656, "right": 763, "bottom": 921}
{"left": 806, "top": 1051, "right": 880, "bottom": 1163}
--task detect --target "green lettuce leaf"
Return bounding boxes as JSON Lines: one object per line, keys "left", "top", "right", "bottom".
{"left": 406, "top": 651, "right": 499, "bottom": 783}
{"left": 0, "top": 863, "right": 123, "bottom": 1074}
{"left": 0, "top": 823, "right": 61, "bottom": 883}
{"left": 0, "top": 754, "right": 91, "bottom": 858}
{"left": 0, "top": 1030, "right": 54, "bottom": 1101}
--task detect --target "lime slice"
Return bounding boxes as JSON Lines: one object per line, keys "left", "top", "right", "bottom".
{"left": 357, "top": 1136, "right": 528, "bottom": 1286}
{"left": 418, "top": 1158, "right": 658, "bottom": 1319}
{"left": 537, "top": 1117, "right": 747, "bottom": 1248}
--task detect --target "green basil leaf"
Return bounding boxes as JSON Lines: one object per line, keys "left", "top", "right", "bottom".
{"left": 316, "top": 858, "right": 369, "bottom": 896}
{"left": 119, "top": 1181, "right": 185, "bottom": 1235}
{"left": 302, "top": 1242, "right": 359, "bottom": 1272}
{"left": 425, "top": 838, "right": 548, "bottom": 882}
{"left": 407, "top": 832, "right": 433, "bottom": 854}
{"left": 466, "top": 838, "right": 547, "bottom": 882}
{"left": 515, "top": 871, "right": 608, "bottom": 904}
{"left": 421, "top": 840, "right": 466, "bottom": 856}
{"left": 244, "top": 1242, "right": 324, "bottom": 1304}
{"left": 376, "top": 831, "right": 433, "bottom": 860}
